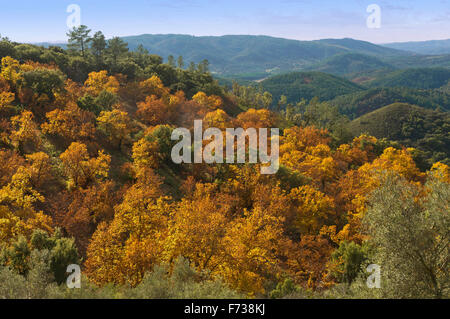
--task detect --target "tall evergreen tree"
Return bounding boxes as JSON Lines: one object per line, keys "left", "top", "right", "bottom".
{"left": 177, "top": 56, "right": 184, "bottom": 69}
{"left": 91, "top": 31, "right": 107, "bottom": 66}
{"left": 198, "top": 59, "right": 209, "bottom": 73}
{"left": 106, "top": 37, "right": 129, "bottom": 66}
{"left": 167, "top": 55, "right": 175, "bottom": 67}
{"left": 66, "top": 25, "right": 92, "bottom": 57}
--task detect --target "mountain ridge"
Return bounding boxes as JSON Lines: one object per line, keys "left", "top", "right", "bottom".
{"left": 383, "top": 39, "right": 450, "bottom": 55}
{"left": 35, "top": 34, "right": 411, "bottom": 77}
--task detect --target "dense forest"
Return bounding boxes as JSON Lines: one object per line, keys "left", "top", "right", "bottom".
{"left": 0, "top": 26, "right": 448, "bottom": 299}
{"left": 329, "top": 87, "right": 450, "bottom": 117}
{"left": 260, "top": 72, "right": 363, "bottom": 105}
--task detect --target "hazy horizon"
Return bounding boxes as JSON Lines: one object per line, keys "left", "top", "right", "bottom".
{"left": 23, "top": 33, "right": 450, "bottom": 46}
{"left": 1, "top": 0, "right": 449, "bottom": 44}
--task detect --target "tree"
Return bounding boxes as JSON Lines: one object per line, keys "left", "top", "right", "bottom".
{"left": 203, "top": 109, "right": 232, "bottom": 130}
{"left": 220, "top": 206, "right": 288, "bottom": 296}
{"left": 97, "top": 109, "right": 133, "bottom": 148}
{"left": 0, "top": 150, "right": 26, "bottom": 187}
{"left": 41, "top": 102, "right": 96, "bottom": 142}
{"left": 84, "top": 70, "right": 119, "bottom": 96}
{"left": 285, "top": 234, "right": 333, "bottom": 290}
{"left": 136, "top": 95, "right": 170, "bottom": 126}
{"left": 0, "top": 36, "right": 16, "bottom": 59}
{"left": 192, "top": 91, "right": 222, "bottom": 109}
{"left": 129, "top": 257, "right": 241, "bottom": 298}
{"left": 167, "top": 55, "right": 175, "bottom": 67}
{"left": 1, "top": 56, "right": 22, "bottom": 86}
{"left": 188, "top": 62, "right": 196, "bottom": 72}
{"left": 20, "top": 68, "right": 65, "bottom": 101}
{"left": 166, "top": 184, "right": 230, "bottom": 273}
{"left": 84, "top": 169, "right": 170, "bottom": 287}
{"left": 236, "top": 108, "right": 277, "bottom": 129}
{"left": 364, "top": 174, "right": 449, "bottom": 298}
{"left": 328, "top": 241, "right": 370, "bottom": 285}
{"left": 106, "top": 37, "right": 129, "bottom": 66}
{"left": 66, "top": 25, "right": 92, "bottom": 57}
{"left": 10, "top": 111, "right": 41, "bottom": 153}
{"left": 0, "top": 166, "right": 44, "bottom": 211}
{"left": 177, "top": 56, "right": 184, "bottom": 69}
{"left": 91, "top": 31, "right": 107, "bottom": 66}
{"left": 277, "top": 95, "right": 287, "bottom": 111}
{"left": 198, "top": 59, "right": 209, "bottom": 73}
{"left": 1, "top": 229, "right": 79, "bottom": 285}
{"left": 30, "top": 229, "right": 79, "bottom": 284}
{"left": 139, "top": 75, "right": 170, "bottom": 99}
{"left": 289, "top": 185, "right": 336, "bottom": 234}
{"left": 25, "top": 152, "right": 54, "bottom": 190}
{"left": 59, "top": 181, "right": 117, "bottom": 255}
{"left": 0, "top": 91, "right": 15, "bottom": 108}
{"left": 59, "top": 142, "right": 111, "bottom": 189}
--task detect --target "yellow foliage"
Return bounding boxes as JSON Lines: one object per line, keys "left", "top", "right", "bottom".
{"left": 289, "top": 185, "right": 336, "bottom": 234}
{"left": 0, "top": 166, "right": 44, "bottom": 212}
{"left": 97, "top": 110, "right": 133, "bottom": 147}
{"left": 84, "top": 70, "right": 119, "bottom": 95}
{"left": 236, "top": 108, "right": 277, "bottom": 129}
{"left": 0, "top": 205, "right": 53, "bottom": 244}
{"left": 85, "top": 170, "right": 170, "bottom": 287}
{"left": 219, "top": 207, "right": 287, "bottom": 296}
{"left": 59, "top": 142, "right": 111, "bottom": 189}
{"left": 203, "top": 109, "right": 232, "bottom": 129}
{"left": 192, "top": 91, "right": 223, "bottom": 109}
{"left": 1, "top": 56, "right": 22, "bottom": 85}
{"left": 41, "top": 102, "right": 96, "bottom": 141}
{"left": 132, "top": 138, "right": 160, "bottom": 171}
{"left": 429, "top": 162, "right": 450, "bottom": 183}
{"left": 165, "top": 184, "right": 229, "bottom": 272}
{"left": 10, "top": 111, "right": 41, "bottom": 150}
{"left": 0, "top": 91, "right": 15, "bottom": 108}
{"left": 139, "top": 75, "right": 170, "bottom": 99}
{"left": 359, "top": 147, "right": 424, "bottom": 182}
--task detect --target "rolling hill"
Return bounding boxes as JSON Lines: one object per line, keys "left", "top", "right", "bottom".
{"left": 122, "top": 35, "right": 408, "bottom": 77}
{"left": 317, "top": 38, "right": 406, "bottom": 56}
{"left": 304, "top": 53, "right": 394, "bottom": 77}
{"left": 330, "top": 87, "right": 450, "bottom": 119}
{"left": 349, "top": 103, "right": 450, "bottom": 167}
{"left": 384, "top": 54, "right": 450, "bottom": 69}
{"left": 367, "top": 68, "right": 450, "bottom": 89}
{"left": 260, "top": 71, "right": 363, "bottom": 105}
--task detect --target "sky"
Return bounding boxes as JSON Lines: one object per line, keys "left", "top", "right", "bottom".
{"left": 0, "top": 0, "right": 449, "bottom": 44}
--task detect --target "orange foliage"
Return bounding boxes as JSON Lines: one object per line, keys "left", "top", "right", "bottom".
{"left": 42, "top": 102, "right": 96, "bottom": 141}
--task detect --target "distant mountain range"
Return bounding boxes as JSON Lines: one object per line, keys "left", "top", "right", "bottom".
{"left": 36, "top": 35, "right": 408, "bottom": 77}
{"left": 382, "top": 39, "right": 450, "bottom": 55}
{"left": 120, "top": 35, "right": 414, "bottom": 77}
{"left": 36, "top": 35, "right": 450, "bottom": 79}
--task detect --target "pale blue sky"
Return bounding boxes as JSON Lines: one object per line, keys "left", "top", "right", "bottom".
{"left": 0, "top": 0, "right": 449, "bottom": 43}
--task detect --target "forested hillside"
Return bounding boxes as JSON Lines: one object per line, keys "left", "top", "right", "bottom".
{"left": 304, "top": 53, "right": 394, "bottom": 77}
{"left": 260, "top": 72, "right": 363, "bottom": 106}
{"left": 349, "top": 103, "right": 450, "bottom": 168}
{"left": 367, "top": 68, "right": 450, "bottom": 89}
{"left": 329, "top": 87, "right": 450, "bottom": 118}
{"left": 0, "top": 27, "right": 448, "bottom": 300}
{"left": 37, "top": 34, "right": 410, "bottom": 78}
